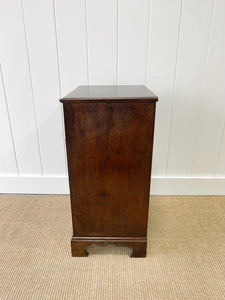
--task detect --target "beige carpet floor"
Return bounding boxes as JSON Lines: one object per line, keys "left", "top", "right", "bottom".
{"left": 0, "top": 195, "right": 224, "bottom": 300}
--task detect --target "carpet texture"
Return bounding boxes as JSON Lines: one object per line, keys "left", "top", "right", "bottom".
{"left": 0, "top": 195, "right": 224, "bottom": 299}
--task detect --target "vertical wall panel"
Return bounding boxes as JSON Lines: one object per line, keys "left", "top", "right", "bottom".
{"left": 147, "top": 0, "right": 182, "bottom": 176}
{"left": 0, "top": 0, "right": 42, "bottom": 175}
{"left": 86, "top": 0, "right": 117, "bottom": 85}
{"left": 54, "top": 0, "right": 88, "bottom": 96}
{"left": 0, "top": 0, "right": 225, "bottom": 192}
{"left": 216, "top": 124, "right": 225, "bottom": 176}
{"left": 192, "top": 0, "right": 225, "bottom": 176}
{"left": 118, "top": 0, "right": 149, "bottom": 84}
{"left": 22, "top": 0, "right": 66, "bottom": 175}
{"left": 167, "top": 0, "right": 215, "bottom": 176}
{"left": 0, "top": 65, "right": 18, "bottom": 175}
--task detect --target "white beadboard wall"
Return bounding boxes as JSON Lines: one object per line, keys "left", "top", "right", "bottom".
{"left": 0, "top": 0, "right": 225, "bottom": 195}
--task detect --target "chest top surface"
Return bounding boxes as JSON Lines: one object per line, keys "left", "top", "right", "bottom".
{"left": 60, "top": 85, "right": 158, "bottom": 103}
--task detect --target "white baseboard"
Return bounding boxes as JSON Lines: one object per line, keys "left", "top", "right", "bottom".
{"left": 0, "top": 176, "right": 225, "bottom": 195}
{"left": 0, "top": 176, "right": 69, "bottom": 195}
{"left": 151, "top": 177, "right": 225, "bottom": 195}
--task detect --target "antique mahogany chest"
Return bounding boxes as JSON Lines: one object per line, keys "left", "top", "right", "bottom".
{"left": 60, "top": 85, "right": 158, "bottom": 257}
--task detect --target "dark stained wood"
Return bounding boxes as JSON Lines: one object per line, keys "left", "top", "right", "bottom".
{"left": 61, "top": 85, "right": 158, "bottom": 257}
{"left": 71, "top": 237, "right": 147, "bottom": 258}
{"left": 60, "top": 85, "right": 158, "bottom": 103}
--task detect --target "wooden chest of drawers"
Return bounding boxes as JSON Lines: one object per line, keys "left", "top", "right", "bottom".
{"left": 60, "top": 85, "right": 158, "bottom": 257}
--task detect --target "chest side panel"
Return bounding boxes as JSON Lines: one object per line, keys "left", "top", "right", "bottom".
{"left": 64, "top": 102, "right": 155, "bottom": 237}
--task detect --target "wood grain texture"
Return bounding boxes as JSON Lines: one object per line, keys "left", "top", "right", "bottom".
{"left": 60, "top": 85, "right": 158, "bottom": 102}
{"left": 71, "top": 237, "right": 147, "bottom": 258}
{"left": 62, "top": 85, "right": 157, "bottom": 257}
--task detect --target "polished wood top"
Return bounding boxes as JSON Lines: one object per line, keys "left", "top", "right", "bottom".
{"left": 60, "top": 85, "right": 158, "bottom": 103}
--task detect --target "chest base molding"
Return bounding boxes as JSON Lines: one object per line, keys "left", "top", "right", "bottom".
{"left": 71, "top": 236, "right": 147, "bottom": 257}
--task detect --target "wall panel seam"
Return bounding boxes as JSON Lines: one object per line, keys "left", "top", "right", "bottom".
{"left": 84, "top": 0, "right": 90, "bottom": 85}
{"left": 0, "top": 64, "right": 19, "bottom": 175}
{"left": 165, "top": 0, "right": 184, "bottom": 176}
{"left": 190, "top": 0, "right": 216, "bottom": 176}
{"left": 52, "top": 0, "right": 67, "bottom": 171}
{"left": 215, "top": 120, "right": 225, "bottom": 176}
{"left": 116, "top": 0, "right": 119, "bottom": 84}
{"left": 20, "top": 0, "right": 43, "bottom": 175}
{"left": 145, "top": 0, "right": 152, "bottom": 85}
